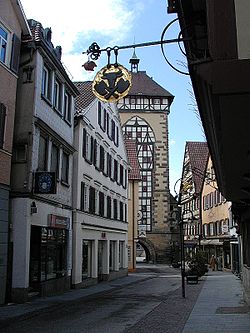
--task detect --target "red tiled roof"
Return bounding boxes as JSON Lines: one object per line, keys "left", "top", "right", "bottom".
{"left": 74, "top": 70, "right": 174, "bottom": 110}
{"left": 129, "top": 71, "right": 174, "bottom": 104}
{"left": 74, "top": 81, "right": 95, "bottom": 111}
{"left": 187, "top": 141, "right": 209, "bottom": 194}
{"left": 124, "top": 138, "right": 141, "bottom": 181}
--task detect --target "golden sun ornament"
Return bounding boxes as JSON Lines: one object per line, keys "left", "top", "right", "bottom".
{"left": 92, "top": 64, "right": 132, "bottom": 103}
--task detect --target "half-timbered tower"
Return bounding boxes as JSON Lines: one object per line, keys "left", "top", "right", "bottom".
{"left": 117, "top": 54, "right": 175, "bottom": 263}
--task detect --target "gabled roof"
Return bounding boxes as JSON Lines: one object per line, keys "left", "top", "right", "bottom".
{"left": 124, "top": 138, "right": 141, "bottom": 181}
{"left": 26, "top": 19, "right": 79, "bottom": 96}
{"left": 74, "top": 81, "right": 95, "bottom": 111}
{"left": 129, "top": 71, "right": 174, "bottom": 104}
{"left": 74, "top": 69, "right": 174, "bottom": 110}
{"left": 186, "top": 141, "right": 209, "bottom": 194}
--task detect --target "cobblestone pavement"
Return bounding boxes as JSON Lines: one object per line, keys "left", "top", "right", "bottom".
{"left": 126, "top": 280, "right": 204, "bottom": 333}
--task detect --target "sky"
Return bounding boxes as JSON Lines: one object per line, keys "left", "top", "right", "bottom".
{"left": 20, "top": 0, "right": 205, "bottom": 195}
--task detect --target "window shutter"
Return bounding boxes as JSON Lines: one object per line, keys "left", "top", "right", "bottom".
{"left": 98, "top": 101, "right": 101, "bottom": 126}
{"left": 0, "top": 103, "right": 6, "bottom": 148}
{"left": 80, "top": 182, "right": 85, "bottom": 211}
{"left": 90, "top": 136, "right": 94, "bottom": 163}
{"left": 82, "top": 128, "right": 86, "bottom": 157}
{"left": 10, "top": 34, "right": 21, "bottom": 74}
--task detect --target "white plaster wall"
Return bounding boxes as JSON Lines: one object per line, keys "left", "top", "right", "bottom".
{"left": 11, "top": 198, "right": 31, "bottom": 288}
{"left": 34, "top": 53, "right": 73, "bottom": 143}
{"left": 235, "top": 0, "right": 250, "bottom": 59}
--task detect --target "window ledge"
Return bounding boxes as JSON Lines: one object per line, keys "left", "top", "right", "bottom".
{"left": 41, "top": 94, "right": 52, "bottom": 107}
{"left": 61, "top": 180, "right": 70, "bottom": 187}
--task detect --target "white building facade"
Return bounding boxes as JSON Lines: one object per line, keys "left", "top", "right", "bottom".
{"left": 72, "top": 82, "right": 129, "bottom": 287}
{"left": 10, "top": 20, "right": 79, "bottom": 302}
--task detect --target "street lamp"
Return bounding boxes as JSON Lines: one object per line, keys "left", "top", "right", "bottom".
{"left": 170, "top": 206, "right": 195, "bottom": 298}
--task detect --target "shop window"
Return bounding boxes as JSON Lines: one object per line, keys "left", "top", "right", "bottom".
{"left": 109, "top": 241, "right": 116, "bottom": 271}
{"left": 30, "top": 226, "right": 67, "bottom": 285}
{"left": 119, "top": 241, "right": 125, "bottom": 269}
{"left": 82, "top": 240, "right": 92, "bottom": 279}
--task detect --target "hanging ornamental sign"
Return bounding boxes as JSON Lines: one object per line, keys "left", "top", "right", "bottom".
{"left": 92, "top": 63, "right": 131, "bottom": 103}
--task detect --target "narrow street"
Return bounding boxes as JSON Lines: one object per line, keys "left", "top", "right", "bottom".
{"left": 0, "top": 264, "right": 202, "bottom": 333}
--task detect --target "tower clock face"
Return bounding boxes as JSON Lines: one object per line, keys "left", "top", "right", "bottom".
{"left": 34, "top": 172, "right": 56, "bottom": 194}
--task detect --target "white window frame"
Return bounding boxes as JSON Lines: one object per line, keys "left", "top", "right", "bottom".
{"left": 42, "top": 66, "right": 50, "bottom": 99}
{"left": 64, "top": 91, "right": 72, "bottom": 124}
{"left": 0, "top": 23, "right": 10, "bottom": 66}
{"left": 53, "top": 78, "right": 61, "bottom": 112}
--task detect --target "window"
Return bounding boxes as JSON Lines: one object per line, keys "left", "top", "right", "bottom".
{"left": 113, "top": 199, "right": 118, "bottom": 220}
{"left": 115, "top": 126, "right": 119, "bottom": 146}
{"left": 0, "top": 25, "right": 8, "bottom": 64}
{"left": 41, "top": 66, "right": 51, "bottom": 100}
{"left": 89, "top": 186, "right": 96, "bottom": 214}
{"left": 61, "top": 151, "right": 69, "bottom": 183}
{"left": 114, "top": 159, "right": 118, "bottom": 182}
{"left": 30, "top": 226, "right": 67, "bottom": 283}
{"left": 82, "top": 128, "right": 86, "bottom": 158}
{"left": 50, "top": 143, "right": 59, "bottom": 177}
{"left": 82, "top": 240, "right": 92, "bottom": 279}
{"left": 53, "top": 79, "right": 62, "bottom": 112}
{"left": 64, "top": 91, "right": 71, "bottom": 124}
{"left": 80, "top": 182, "right": 85, "bottom": 211}
{"left": 111, "top": 120, "right": 115, "bottom": 141}
{"left": 109, "top": 241, "right": 116, "bottom": 271}
{"left": 119, "top": 202, "right": 123, "bottom": 221}
{"left": 107, "top": 196, "right": 111, "bottom": 219}
{"left": 120, "top": 165, "right": 124, "bottom": 186}
{"left": 0, "top": 103, "right": 6, "bottom": 148}
{"left": 209, "top": 223, "right": 214, "bottom": 236}
{"left": 99, "top": 192, "right": 104, "bottom": 217}
{"left": 100, "top": 146, "right": 105, "bottom": 172}
{"left": 107, "top": 154, "right": 112, "bottom": 179}
{"left": 38, "top": 135, "right": 47, "bottom": 171}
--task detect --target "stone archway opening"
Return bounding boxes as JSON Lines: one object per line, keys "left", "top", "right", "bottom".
{"left": 136, "top": 238, "right": 156, "bottom": 264}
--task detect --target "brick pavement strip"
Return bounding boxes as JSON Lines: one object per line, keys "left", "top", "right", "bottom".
{"left": 126, "top": 280, "right": 204, "bottom": 333}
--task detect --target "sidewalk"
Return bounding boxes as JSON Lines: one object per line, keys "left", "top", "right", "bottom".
{"left": 0, "top": 273, "right": 150, "bottom": 324}
{"left": 0, "top": 270, "right": 249, "bottom": 333}
{"left": 182, "top": 271, "right": 250, "bottom": 333}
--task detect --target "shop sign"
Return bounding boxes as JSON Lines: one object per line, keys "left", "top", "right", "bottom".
{"left": 34, "top": 172, "right": 56, "bottom": 194}
{"left": 48, "top": 214, "right": 70, "bottom": 229}
{"left": 92, "top": 64, "right": 132, "bottom": 103}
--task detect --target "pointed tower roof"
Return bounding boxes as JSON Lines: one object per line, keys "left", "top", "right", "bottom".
{"left": 128, "top": 71, "right": 174, "bottom": 104}
{"left": 129, "top": 49, "right": 140, "bottom": 72}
